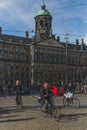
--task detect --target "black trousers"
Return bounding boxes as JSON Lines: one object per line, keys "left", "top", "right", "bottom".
{"left": 16, "top": 93, "right": 21, "bottom": 105}
{"left": 43, "top": 97, "right": 53, "bottom": 110}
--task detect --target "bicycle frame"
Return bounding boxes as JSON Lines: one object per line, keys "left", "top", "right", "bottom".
{"left": 38, "top": 96, "right": 61, "bottom": 121}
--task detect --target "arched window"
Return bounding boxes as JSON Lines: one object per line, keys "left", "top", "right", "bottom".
{"left": 40, "top": 20, "right": 43, "bottom": 28}
{"left": 45, "top": 22, "right": 48, "bottom": 29}
{"left": 10, "top": 66, "right": 13, "bottom": 77}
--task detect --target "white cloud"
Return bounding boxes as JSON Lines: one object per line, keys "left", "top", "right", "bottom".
{"left": 0, "top": 0, "right": 12, "bottom": 8}
{"left": 1, "top": 0, "right": 84, "bottom": 27}
{"left": 0, "top": 0, "right": 86, "bottom": 24}
{"left": 0, "top": 0, "right": 87, "bottom": 40}
{"left": 0, "top": 0, "right": 39, "bottom": 29}
{"left": 84, "top": 35, "right": 87, "bottom": 45}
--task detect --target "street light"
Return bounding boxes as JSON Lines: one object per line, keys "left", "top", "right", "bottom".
{"left": 64, "top": 33, "right": 69, "bottom": 84}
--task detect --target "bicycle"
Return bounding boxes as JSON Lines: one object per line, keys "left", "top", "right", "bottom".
{"left": 38, "top": 96, "right": 61, "bottom": 121}
{"left": 63, "top": 92, "right": 80, "bottom": 108}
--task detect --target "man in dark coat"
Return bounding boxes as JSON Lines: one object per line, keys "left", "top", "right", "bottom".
{"left": 40, "top": 81, "right": 53, "bottom": 111}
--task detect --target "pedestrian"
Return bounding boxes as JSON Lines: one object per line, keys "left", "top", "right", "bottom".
{"left": 83, "top": 81, "right": 87, "bottom": 94}
{"left": 14, "top": 80, "right": 23, "bottom": 108}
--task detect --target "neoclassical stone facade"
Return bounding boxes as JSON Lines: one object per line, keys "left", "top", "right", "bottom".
{"left": 0, "top": 3, "right": 87, "bottom": 88}
{"left": 30, "top": 38, "right": 87, "bottom": 85}
{"left": 0, "top": 37, "right": 31, "bottom": 87}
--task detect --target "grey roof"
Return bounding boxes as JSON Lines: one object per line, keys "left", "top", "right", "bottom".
{"left": 0, "top": 34, "right": 32, "bottom": 44}
{"left": 60, "top": 42, "right": 87, "bottom": 51}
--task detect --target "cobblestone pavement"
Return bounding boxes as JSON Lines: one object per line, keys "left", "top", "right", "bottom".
{"left": 0, "top": 94, "right": 87, "bottom": 130}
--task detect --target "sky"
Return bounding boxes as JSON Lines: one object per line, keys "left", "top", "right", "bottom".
{"left": 0, "top": 0, "right": 87, "bottom": 45}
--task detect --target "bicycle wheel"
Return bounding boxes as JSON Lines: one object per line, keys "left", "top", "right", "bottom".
{"left": 52, "top": 106, "right": 61, "bottom": 121}
{"left": 73, "top": 98, "right": 80, "bottom": 108}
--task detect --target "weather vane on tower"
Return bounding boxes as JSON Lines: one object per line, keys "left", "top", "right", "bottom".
{"left": 42, "top": 0, "right": 45, "bottom": 5}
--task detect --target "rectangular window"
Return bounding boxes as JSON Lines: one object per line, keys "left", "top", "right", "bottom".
{"left": 4, "top": 47, "right": 8, "bottom": 51}
{"left": 0, "top": 46, "right": 2, "bottom": 51}
{"left": 4, "top": 53, "right": 8, "bottom": 59}
{"left": 10, "top": 48, "right": 13, "bottom": 52}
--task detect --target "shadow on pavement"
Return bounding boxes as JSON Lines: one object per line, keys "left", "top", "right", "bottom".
{"left": 23, "top": 105, "right": 40, "bottom": 110}
{"left": 0, "top": 107, "right": 24, "bottom": 115}
{"left": 0, "top": 115, "right": 19, "bottom": 118}
{"left": 60, "top": 113, "right": 87, "bottom": 122}
{"left": 0, "top": 117, "right": 37, "bottom": 123}
{"left": 58, "top": 105, "right": 87, "bottom": 110}
{"left": 79, "top": 105, "right": 87, "bottom": 109}
{"left": 0, "top": 105, "right": 40, "bottom": 115}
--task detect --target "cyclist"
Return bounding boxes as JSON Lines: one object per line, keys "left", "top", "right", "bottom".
{"left": 64, "top": 82, "right": 74, "bottom": 93}
{"left": 64, "top": 82, "right": 75, "bottom": 100}
{"left": 14, "top": 80, "right": 22, "bottom": 107}
{"left": 40, "top": 81, "right": 53, "bottom": 111}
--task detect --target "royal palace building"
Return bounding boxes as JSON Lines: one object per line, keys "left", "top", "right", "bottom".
{"left": 0, "top": 3, "right": 87, "bottom": 88}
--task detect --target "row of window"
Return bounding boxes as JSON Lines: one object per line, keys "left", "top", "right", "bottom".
{"left": 0, "top": 66, "right": 30, "bottom": 78}
{"left": 0, "top": 45, "right": 20, "bottom": 50}
{"left": 0, "top": 46, "right": 28, "bottom": 54}
{"left": 0, "top": 71, "right": 29, "bottom": 79}
{"left": 34, "top": 48, "right": 65, "bottom": 55}
{"left": 0, "top": 65, "right": 29, "bottom": 70}
{"left": 34, "top": 55, "right": 86, "bottom": 65}
{"left": 34, "top": 72, "right": 85, "bottom": 81}
{"left": 0, "top": 52, "right": 30, "bottom": 62}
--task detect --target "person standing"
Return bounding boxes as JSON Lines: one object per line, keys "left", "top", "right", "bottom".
{"left": 14, "top": 80, "right": 23, "bottom": 108}
{"left": 83, "top": 81, "right": 87, "bottom": 94}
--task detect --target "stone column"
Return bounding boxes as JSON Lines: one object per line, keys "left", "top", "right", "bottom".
{"left": 30, "top": 45, "right": 35, "bottom": 85}
{"left": 31, "top": 64, "right": 35, "bottom": 84}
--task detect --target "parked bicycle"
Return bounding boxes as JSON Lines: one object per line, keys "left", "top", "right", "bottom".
{"left": 63, "top": 92, "right": 80, "bottom": 108}
{"left": 38, "top": 95, "right": 61, "bottom": 121}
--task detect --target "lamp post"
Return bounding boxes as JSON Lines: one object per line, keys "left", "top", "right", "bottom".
{"left": 64, "top": 33, "right": 69, "bottom": 85}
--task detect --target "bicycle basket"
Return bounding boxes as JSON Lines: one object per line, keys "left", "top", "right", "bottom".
{"left": 64, "top": 92, "right": 73, "bottom": 98}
